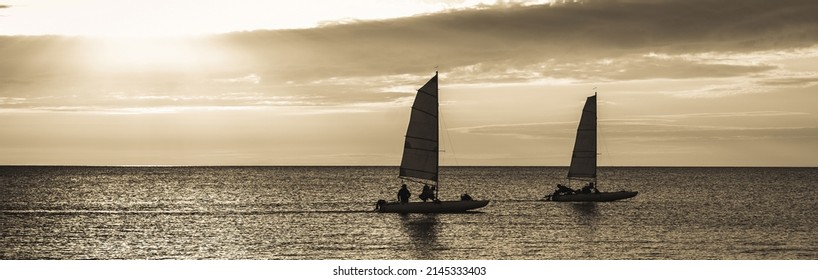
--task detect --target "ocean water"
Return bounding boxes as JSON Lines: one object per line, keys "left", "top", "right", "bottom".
{"left": 1, "top": 166, "right": 816, "bottom": 260}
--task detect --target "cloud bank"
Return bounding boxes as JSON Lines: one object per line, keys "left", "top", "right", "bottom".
{"left": 2, "top": 0, "right": 817, "bottom": 110}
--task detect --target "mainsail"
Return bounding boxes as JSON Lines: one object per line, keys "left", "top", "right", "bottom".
{"left": 399, "top": 73, "right": 439, "bottom": 183}
{"left": 567, "top": 94, "right": 597, "bottom": 179}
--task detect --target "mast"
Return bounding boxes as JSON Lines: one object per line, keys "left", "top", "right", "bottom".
{"left": 593, "top": 91, "right": 597, "bottom": 188}
{"left": 435, "top": 71, "right": 440, "bottom": 199}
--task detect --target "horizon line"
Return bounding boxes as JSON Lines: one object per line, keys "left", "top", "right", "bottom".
{"left": 1, "top": 164, "right": 816, "bottom": 168}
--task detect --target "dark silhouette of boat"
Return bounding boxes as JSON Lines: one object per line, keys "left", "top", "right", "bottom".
{"left": 376, "top": 72, "right": 489, "bottom": 213}
{"left": 544, "top": 93, "right": 638, "bottom": 202}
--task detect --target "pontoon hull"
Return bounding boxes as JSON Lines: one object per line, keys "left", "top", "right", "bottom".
{"left": 377, "top": 200, "right": 489, "bottom": 213}
{"left": 546, "top": 191, "right": 638, "bottom": 202}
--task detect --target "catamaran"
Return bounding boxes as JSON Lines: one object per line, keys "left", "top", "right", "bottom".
{"left": 543, "top": 93, "right": 638, "bottom": 202}
{"left": 375, "top": 72, "right": 489, "bottom": 213}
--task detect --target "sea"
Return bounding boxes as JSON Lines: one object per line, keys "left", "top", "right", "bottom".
{"left": 1, "top": 166, "right": 816, "bottom": 260}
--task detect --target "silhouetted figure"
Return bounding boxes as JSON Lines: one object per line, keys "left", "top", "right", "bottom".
{"left": 419, "top": 184, "right": 435, "bottom": 202}
{"left": 460, "top": 193, "right": 473, "bottom": 201}
{"left": 397, "top": 184, "right": 411, "bottom": 203}
{"left": 580, "top": 183, "right": 592, "bottom": 194}
{"left": 556, "top": 184, "right": 575, "bottom": 195}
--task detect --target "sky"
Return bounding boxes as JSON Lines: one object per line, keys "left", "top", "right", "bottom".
{"left": 1, "top": 0, "right": 817, "bottom": 166}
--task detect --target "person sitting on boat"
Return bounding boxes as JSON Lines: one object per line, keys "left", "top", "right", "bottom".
{"left": 580, "top": 184, "right": 593, "bottom": 194}
{"left": 556, "top": 184, "right": 575, "bottom": 195}
{"left": 397, "top": 184, "right": 411, "bottom": 204}
{"left": 589, "top": 182, "right": 600, "bottom": 193}
{"left": 419, "top": 184, "right": 435, "bottom": 202}
{"left": 460, "top": 193, "right": 473, "bottom": 201}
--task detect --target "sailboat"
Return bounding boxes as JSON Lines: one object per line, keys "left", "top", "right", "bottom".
{"left": 543, "top": 93, "right": 638, "bottom": 202}
{"left": 375, "top": 72, "right": 489, "bottom": 213}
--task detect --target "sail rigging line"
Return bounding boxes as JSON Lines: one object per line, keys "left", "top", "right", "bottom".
{"left": 435, "top": 71, "right": 467, "bottom": 199}
{"left": 596, "top": 92, "right": 615, "bottom": 171}
{"left": 440, "top": 106, "right": 460, "bottom": 168}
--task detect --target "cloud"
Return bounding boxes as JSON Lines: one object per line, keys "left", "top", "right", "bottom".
{"left": 214, "top": 74, "right": 261, "bottom": 84}
{"left": 759, "top": 77, "right": 818, "bottom": 87}
{"left": 451, "top": 121, "right": 577, "bottom": 139}
{"left": 664, "top": 68, "right": 818, "bottom": 98}
{"left": 450, "top": 111, "right": 818, "bottom": 142}
{"left": 206, "top": 0, "right": 818, "bottom": 93}
{"left": 2, "top": 0, "right": 817, "bottom": 111}
{"left": 606, "top": 124, "right": 818, "bottom": 143}
{"left": 0, "top": 96, "right": 27, "bottom": 105}
{"left": 637, "top": 111, "right": 812, "bottom": 119}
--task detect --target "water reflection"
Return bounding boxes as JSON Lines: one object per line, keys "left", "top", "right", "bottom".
{"left": 570, "top": 202, "right": 599, "bottom": 219}
{"left": 569, "top": 202, "right": 600, "bottom": 230}
{"left": 399, "top": 213, "right": 440, "bottom": 259}
{"left": 557, "top": 202, "right": 602, "bottom": 258}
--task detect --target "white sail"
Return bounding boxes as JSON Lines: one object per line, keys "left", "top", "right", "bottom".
{"left": 399, "top": 74, "right": 439, "bottom": 182}
{"left": 567, "top": 95, "right": 596, "bottom": 179}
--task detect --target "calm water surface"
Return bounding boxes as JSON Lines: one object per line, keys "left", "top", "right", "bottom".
{"left": 1, "top": 166, "right": 816, "bottom": 259}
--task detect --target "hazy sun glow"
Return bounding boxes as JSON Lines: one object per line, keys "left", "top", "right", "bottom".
{"left": 83, "top": 38, "right": 234, "bottom": 72}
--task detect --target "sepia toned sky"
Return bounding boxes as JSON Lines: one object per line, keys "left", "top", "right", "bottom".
{"left": 1, "top": 0, "right": 817, "bottom": 166}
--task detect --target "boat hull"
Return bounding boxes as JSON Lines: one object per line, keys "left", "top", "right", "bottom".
{"left": 545, "top": 191, "right": 638, "bottom": 202}
{"left": 377, "top": 200, "right": 489, "bottom": 213}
